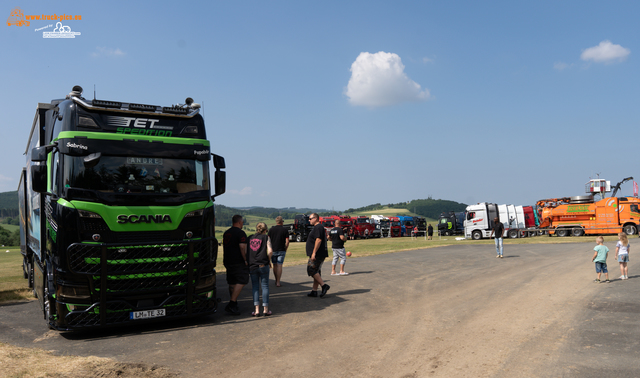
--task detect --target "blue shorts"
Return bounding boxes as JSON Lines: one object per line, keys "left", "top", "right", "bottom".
{"left": 595, "top": 262, "right": 608, "bottom": 273}
{"left": 271, "top": 251, "right": 286, "bottom": 265}
{"left": 618, "top": 254, "right": 629, "bottom": 263}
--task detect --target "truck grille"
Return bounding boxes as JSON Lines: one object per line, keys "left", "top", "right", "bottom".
{"left": 67, "top": 239, "right": 214, "bottom": 276}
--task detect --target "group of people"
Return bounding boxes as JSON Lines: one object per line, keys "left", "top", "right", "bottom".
{"left": 591, "top": 233, "right": 631, "bottom": 283}
{"left": 221, "top": 213, "right": 348, "bottom": 316}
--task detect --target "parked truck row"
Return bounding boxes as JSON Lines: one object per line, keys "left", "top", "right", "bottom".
{"left": 459, "top": 177, "right": 639, "bottom": 240}
{"left": 283, "top": 214, "right": 429, "bottom": 242}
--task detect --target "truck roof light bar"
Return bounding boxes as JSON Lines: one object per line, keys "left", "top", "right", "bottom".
{"left": 129, "top": 103, "right": 157, "bottom": 112}
{"left": 92, "top": 99, "right": 122, "bottom": 109}
{"left": 162, "top": 106, "right": 189, "bottom": 115}
{"left": 72, "top": 97, "right": 200, "bottom": 118}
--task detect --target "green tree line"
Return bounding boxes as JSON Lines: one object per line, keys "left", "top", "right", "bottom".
{"left": 0, "top": 225, "right": 20, "bottom": 246}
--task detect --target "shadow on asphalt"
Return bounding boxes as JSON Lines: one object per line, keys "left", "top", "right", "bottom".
{"left": 502, "top": 255, "right": 520, "bottom": 258}
{"left": 341, "top": 271, "right": 374, "bottom": 276}
{"left": 58, "top": 277, "right": 371, "bottom": 341}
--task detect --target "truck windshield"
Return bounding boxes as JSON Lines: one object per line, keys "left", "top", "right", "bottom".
{"left": 391, "top": 221, "right": 400, "bottom": 226}
{"left": 63, "top": 155, "right": 209, "bottom": 194}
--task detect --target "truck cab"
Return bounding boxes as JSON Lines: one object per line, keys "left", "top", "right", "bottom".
{"left": 388, "top": 217, "right": 401, "bottom": 237}
{"left": 397, "top": 216, "right": 414, "bottom": 237}
{"left": 18, "top": 86, "right": 225, "bottom": 330}
{"left": 370, "top": 215, "right": 390, "bottom": 237}
{"left": 464, "top": 202, "right": 499, "bottom": 240}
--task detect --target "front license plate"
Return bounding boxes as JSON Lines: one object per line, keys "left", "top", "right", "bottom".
{"left": 130, "top": 309, "right": 166, "bottom": 320}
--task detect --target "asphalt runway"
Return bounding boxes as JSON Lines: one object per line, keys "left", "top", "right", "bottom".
{"left": 1, "top": 240, "right": 638, "bottom": 377}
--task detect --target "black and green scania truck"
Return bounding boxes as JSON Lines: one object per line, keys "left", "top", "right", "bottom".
{"left": 18, "top": 86, "right": 226, "bottom": 331}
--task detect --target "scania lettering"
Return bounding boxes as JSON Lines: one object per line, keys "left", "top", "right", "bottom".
{"left": 117, "top": 214, "right": 173, "bottom": 224}
{"left": 18, "top": 86, "right": 226, "bottom": 331}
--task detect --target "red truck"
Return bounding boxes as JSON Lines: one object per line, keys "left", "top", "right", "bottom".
{"left": 349, "top": 216, "right": 376, "bottom": 239}
{"left": 388, "top": 216, "right": 402, "bottom": 237}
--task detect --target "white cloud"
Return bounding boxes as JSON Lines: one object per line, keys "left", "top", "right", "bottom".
{"left": 422, "top": 57, "right": 434, "bottom": 63}
{"left": 229, "top": 187, "right": 253, "bottom": 195}
{"left": 0, "top": 174, "right": 13, "bottom": 182}
{"left": 91, "top": 47, "right": 126, "bottom": 58}
{"left": 345, "top": 51, "right": 431, "bottom": 108}
{"left": 580, "top": 40, "right": 630, "bottom": 63}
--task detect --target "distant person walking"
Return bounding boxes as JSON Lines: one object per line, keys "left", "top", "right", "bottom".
{"left": 490, "top": 217, "right": 504, "bottom": 258}
{"left": 306, "top": 213, "right": 330, "bottom": 297}
{"left": 329, "top": 219, "right": 348, "bottom": 276}
{"left": 223, "top": 215, "right": 248, "bottom": 315}
{"left": 616, "top": 232, "right": 630, "bottom": 280}
{"left": 427, "top": 224, "right": 433, "bottom": 240}
{"left": 268, "top": 216, "right": 289, "bottom": 287}
{"left": 592, "top": 236, "right": 610, "bottom": 283}
{"left": 248, "top": 222, "right": 273, "bottom": 316}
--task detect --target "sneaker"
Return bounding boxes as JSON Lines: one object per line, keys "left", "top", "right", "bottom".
{"left": 624, "top": 275, "right": 628, "bottom": 280}
{"left": 593, "top": 279, "right": 600, "bottom": 283}
{"left": 307, "top": 290, "right": 318, "bottom": 297}
{"left": 499, "top": 255, "right": 504, "bottom": 258}
{"left": 619, "top": 276, "right": 626, "bottom": 280}
{"left": 225, "top": 302, "right": 240, "bottom": 315}
{"left": 496, "top": 255, "right": 500, "bottom": 258}
{"left": 605, "top": 279, "right": 610, "bottom": 283}
{"left": 320, "top": 284, "right": 330, "bottom": 297}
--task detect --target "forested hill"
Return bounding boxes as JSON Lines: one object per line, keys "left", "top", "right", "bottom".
{"left": 0, "top": 191, "right": 18, "bottom": 218}
{"left": 344, "top": 199, "right": 468, "bottom": 219}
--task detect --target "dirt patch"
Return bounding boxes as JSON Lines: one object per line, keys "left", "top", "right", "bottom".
{"left": 0, "top": 343, "right": 178, "bottom": 378}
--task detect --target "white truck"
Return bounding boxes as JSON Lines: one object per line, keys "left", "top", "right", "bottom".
{"left": 370, "top": 215, "right": 390, "bottom": 238}
{"left": 465, "top": 203, "right": 528, "bottom": 240}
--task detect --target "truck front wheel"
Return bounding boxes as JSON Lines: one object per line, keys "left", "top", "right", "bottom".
{"left": 508, "top": 229, "right": 519, "bottom": 238}
{"left": 295, "top": 234, "right": 302, "bottom": 243}
{"left": 472, "top": 230, "right": 482, "bottom": 240}
{"left": 623, "top": 224, "right": 637, "bottom": 236}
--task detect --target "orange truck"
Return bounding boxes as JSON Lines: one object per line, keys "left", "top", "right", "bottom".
{"left": 537, "top": 196, "right": 640, "bottom": 236}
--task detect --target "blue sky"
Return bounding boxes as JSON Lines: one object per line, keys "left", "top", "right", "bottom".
{"left": 1, "top": 1, "right": 638, "bottom": 210}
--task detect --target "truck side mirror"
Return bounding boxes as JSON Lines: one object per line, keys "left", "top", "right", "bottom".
{"left": 212, "top": 154, "right": 225, "bottom": 169}
{"left": 83, "top": 152, "right": 102, "bottom": 169}
{"left": 31, "top": 146, "right": 49, "bottom": 162}
{"left": 31, "top": 165, "right": 47, "bottom": 193}
{"left": 213, "top": 170, "right": 225, "bottom": 198}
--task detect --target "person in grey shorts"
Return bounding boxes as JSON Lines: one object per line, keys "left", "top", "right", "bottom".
{"left": 267, "top": 216, "right": 289, "bottom": 287}
{"left": 329, "top": 220, "right": 348, "bottom": 276}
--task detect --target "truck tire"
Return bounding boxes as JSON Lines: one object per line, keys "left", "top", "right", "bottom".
{"left": 508, "top": 229, "right": 519, "bottom": 238}
{"left": 295, "top": 234, "right": 302, "bottom": 243}
{"left": 445, "top": 230, "right": 451, "bottom": 236}
{"left": 556, "top": 229, "right": 569, "bottom": 237}
{"left": 623, "top": 224, "right": 638, "bottom": 235}
{"left": 571, "top": 227, "right": 585, "bottom": 237}
{"left": 472, "top": 230, "right": 482, "bottom": 240}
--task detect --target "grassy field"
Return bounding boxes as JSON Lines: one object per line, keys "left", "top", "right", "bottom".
{"left": 0, "top": 247, "right": 32, "bottom": 303}
{"left": 2, "top": 233, "right": 632, "bottom": 305}
{"left": 1, "top": 223, "right": 19, "bottom": 233}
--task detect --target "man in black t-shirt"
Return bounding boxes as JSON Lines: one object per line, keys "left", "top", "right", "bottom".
{"left": 329, "top": 220, "right": 348, "bottom": 276}
{"left": 305, "top": 213, "right": 330, "bottom": 297}
{"left": 490, "top": 217, "right": 505, "bottom": 258}
{"left": 223, "top": 214, "right": 248, "bottom": 315}
{"left": 267, "top": 216, "right": 290, "bottom": 287}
